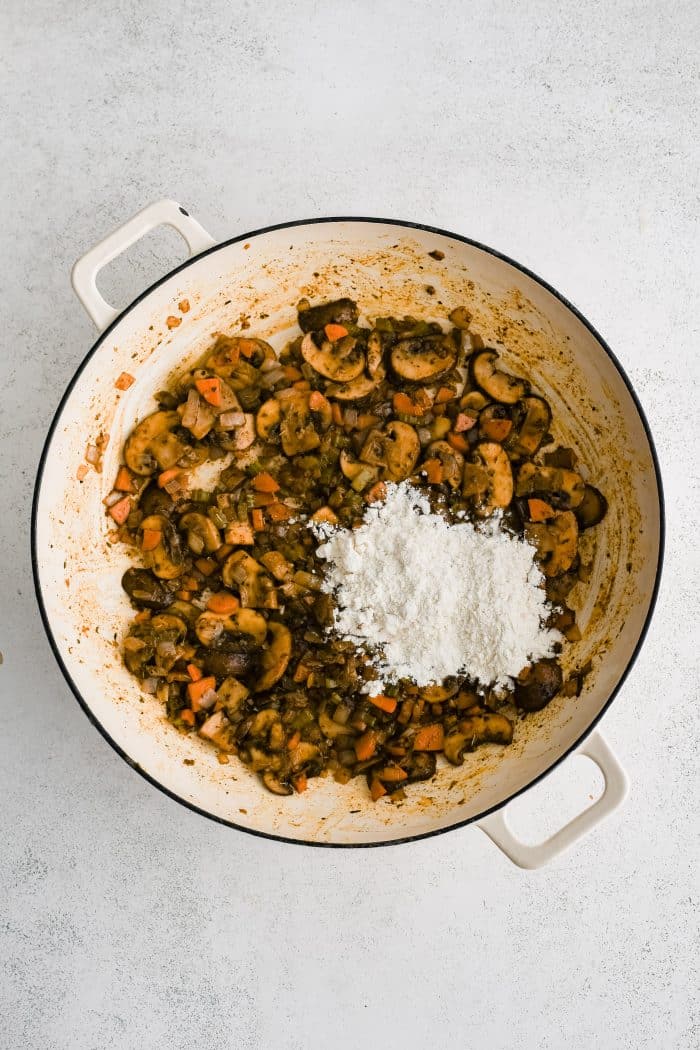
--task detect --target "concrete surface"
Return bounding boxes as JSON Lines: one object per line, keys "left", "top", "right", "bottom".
{"left": 2, "top": 1, "right": 698, "bottom": 1048}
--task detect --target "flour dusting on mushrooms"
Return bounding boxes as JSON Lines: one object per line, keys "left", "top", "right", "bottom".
{"left": 312, "top": 482, "right": 560, "bottom": 694}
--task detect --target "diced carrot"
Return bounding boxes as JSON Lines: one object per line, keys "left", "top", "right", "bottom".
{"left": 187, "top": 676, "right": 216, "bottom": 710}
{"left": 324, "top": 323, "right": 348, "bottom": 341}
{"left": 528, "top": 498, "right": 556, "bottom": 522}
{"left": 252, "top": 491, "right": 276, "bottom": 507}
{"left": 252, "top": 471, "right": 280, "bottom": 493}
{"left": 309, "top": 506, "right": 338, "bottom": 524}
{"left": 174, "top": 589, "right": 192, "bottom": 601}
{"left": 423, "top": 458, "right": 443, "bottom": 485}
{"left": 356, "top": 413, "right": 380, "bottom": 429}
{"left": 267, "top": 502, "right": 293, "bottom": 522}
{"left": 292, "top": 772, "right": 308, "bottom": 793}
{"left": 251, "top": 508, "right": 265, "bottom": 531}
{"left": 182, "top": 576, "right": 199, "bottom": 590}
{"left": 309, "top": 390, "right": 331, "bottom": 412}
{"left": 187, "top": 663, "right": 203, "bottom": 682}
{"left": 178, "top": 299, "right": 190, "bottom": 313}
{"left": 354, "top": 729, "right": 378, "bottom": 761}
{"left": 413, "top": 724, "right": 445, "bottom": 751}
{"left": 108, "top": 496, "right": 131, "bottom": 524}
{"left": 282, "top": 365, "right": 303, "bottom": 381}
{"left": 331, "top": 402, "right": 343, "bottom": 426}
{"left": 114, "top": 466, "right": 135, "bottom": 492}
{"left": 385, "top": 744, "right": 407, "bottom": 757}
{"left": 435, "top": 386, "right": 457, "bottom": 403}
{"left": 454, "top": 413, "right": 477, "bottom": 432}
{"left": 447, "top": 431, "right": 470, "bottom": 453}
{"left": 370, "top": 778, "right": 387, "bottom": 801}
{"left": 365, "top": 481, "right": 387, "bottom": 504}
{"left": 368, "top": 694, "right": 398, "bottom": 714}
{"left": 166, "top": 315, "right": 181, "bottom": 329}
{"left": 134, "top": 610, "right": 151, "bottom": 624}
{"left": 180, "top": 709, "right": 196, "bottom": 727}
{"left": 287, "top": 731, "right": 301, "bottom": 750}
{"left": 237, "top": 338, "right": 260, "bottom": 359}
{"left": 141, "top": 528, "right": 162, "bottom": 551}
{"left": 157, "top": 467, "right": 180, "bottom": 489}
{"left": 481, "top": 419, "right": 513, "bottom": 442}
{"left": 115, "top": 371, "right": 136, "bottom": 391}
{"left": 393, "top": 392, "right": 426, "bottom": 416}
{"left": 195, "top": 376, "right": 222, "bottom": 407}
{"left": 195, "top": 557, "right": 217, "bottom": 576}
{"left": 215, "top": 543, "right": 234, "bottom": 561}
{"left": 293, "top": 662, "right": 309, "bottom": 684}
{"left": 206, "top": 592, "right": 240, "bottom": 615}
{"left": 377, "top": 766, "right": 408, "bottom": 783}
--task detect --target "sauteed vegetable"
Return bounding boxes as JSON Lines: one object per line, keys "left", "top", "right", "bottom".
{"left": 107, "top": 298, "right": 607, "bottom": 800}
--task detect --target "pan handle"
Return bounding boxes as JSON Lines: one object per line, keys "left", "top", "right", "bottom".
{"left": 71, "top": 199, "right": 217, "bottom": 331}
{"left": 476, "top": 730, "right": 628, "bottom": 869}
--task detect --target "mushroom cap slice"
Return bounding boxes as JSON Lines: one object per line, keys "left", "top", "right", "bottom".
{"left": 443, "top": 713, "right": 514, "bottom": 764}
{"left": 124, "top": 411, "right": 181, "bottom": 475}
{"left": 256, "top": 397, "right": 281, "bottom": 439}
{"left": 300, "top": 332, "right": 365, "bottom": 382}
{"left": 470, "top": 350, "right": 527, "bottom": 404}
{"left": 514, "top": 659, "right": 563, "bottom": 711}
{"left": 222, "top": 552, "right": 276, "bottom": 609}
{"left": 262, "top": 771, "right": 293, "bottom": 795}
{"left": 574, "top": 485, "right": 608, "bottom": 529}
{"left": 507, "top": 395, "right": 551, "bottom": 457}
{"left": 526, "top": 510, "right": 579, "bottom": 576}
{"left": 255, "top": 622, "right": 292, "bottom": 691}
{"left": 391, "top": 335, "right": 456, "bottom": 381}
{"left": 325, "top": 365, "right": 385, "bottom": 401}
{"left": 178, "top": 511, "right": 221, "bottom": 553}
{"left": 297, "top": 297, "right": 359, "bottom": 334}
{"left": 279, "top": 394, "right": 320, "bottom": 455}
{"left": 231, "top": 413, "right": 257, "bottom": 451}
{"left": 366, "top": 330, "right": 384, "bottom": 377}
{"left": 207, "top": 335, "right": 274, "bottom": 377}
{"left": 140, "top": 513, "right": 184, "bottom": 579}
{"left": 383, "top": 421, "right": 420, "bottom": 480}
{"left": 516, "top": 462, "right": 585, "bottom": 509}
{"left": 462, "top": 441, "right": 513, "bottom": 515}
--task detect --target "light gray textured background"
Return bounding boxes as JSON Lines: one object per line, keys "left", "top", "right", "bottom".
{"left": 2, "top": 2, "right": 698, "bottom": 1048}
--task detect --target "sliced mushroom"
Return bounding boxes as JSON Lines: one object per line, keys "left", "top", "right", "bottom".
{"left": 470, "top": 350, "right": 527, "bottom": 404}
{"left": 288, "top": 740, "right": 322, "bottom": 773}
{"left": 207, "top": 335, "right": 274, "bottom": 377}
{"left": 279, "top": 394, "right": 320, "bottom": 455}
{"left": 443, "top": 712, "right": 514, "bottom": 764}
{"left": 121, "top": 568, "right": 171, "bottom": 609}
{"left": 262, "top": 770, "right": 293, "bottom": 795}
{"left": 507, "top": 395, "right": 551, "bottom": 457}
{"left": 460, "top": 390, "right": 489, "bottom": 414}
{"left": 325, "top": 365, "right": 385, "bottom": 401}
{"left": 448, "top": 306, "right": 473, "bottom": 330}
{"left": 574, "top": 485, "right": 608, "bottom": 529}
{"left": 516, "top": 462, "right": 585, "bottom": 509}
{"left": 196, "top": 608, "right": 267, "bottom": 647}
{"left": 391, "top": 335, "right": 456, "bottom": 381}
{"left": 421, "top": 681, "right": 459, "bottom": 702}
{"left": 256, "top": 397, "right": 281, "bottom": 439}
{"left": 255, "top": 622, "right": 292, "bottom": 691}
{"left": 217, "top": 677, "right": 250, "bottom": 721}
{"left": 526, "top": 510, "right": 579, "bottom": 576}
{"left": 360, "top": 422, "right": 420, "bottom": 481}
{"left": 140, "top": 514, "right": 184, "bottom": 579}
{"left": 297, "top": 297, "right": 359, "bottom": 334}
{"left": 140, "top": 484, "right": 174, "bottom": 518}
{"left": 233, "top": 608, "right": 268, "bottom": 644}
{"left": 222, "top": 551, "right": 276, "bottom": 608}
{"left": 149, "top": 613, "right": 188, "bottom": 642}
{"left": 514, "top": 659, "right": 563, "bottom": 711}
{"left": 462, "top": 442, "right": 513, "bottom": 515}
{"left": 199, "top": 711, "right": 237, "bottom": 752}
{"left": 231, "top": 413, "right": 256, "bottom": 451}
{"left": 300, "top": 332, "right": 365, "bottom": 382}
{"left": 402, "top": 751, "right": 437, "bottom": 783}
{"left": 202, "top": 647, "right": 255, "bottom": 679}
{"left": 178, "top": 511, "right": 221, "bottom": 554}
{"left": 366, "top": 330, "right": 384, "bottom": 377}
{"left": 124, "top": 411, "right": 182, "bottom": 475}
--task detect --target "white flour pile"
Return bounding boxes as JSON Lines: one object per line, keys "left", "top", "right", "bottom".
{"left": 312, "top": 482, "right": 560, "bottom": 693}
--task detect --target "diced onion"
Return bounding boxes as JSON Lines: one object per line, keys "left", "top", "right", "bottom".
{"left": 198, "top": 689, "right": 218, "bottom": 711}
{"left": 218, "top": 410, "right": 246, "bottom": 430}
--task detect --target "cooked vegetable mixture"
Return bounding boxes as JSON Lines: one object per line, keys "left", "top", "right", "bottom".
{"left": 108, "top": 297, "right": 607, "bottom": 800}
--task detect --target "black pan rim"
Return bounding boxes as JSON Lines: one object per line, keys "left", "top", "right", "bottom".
{"left": 30, "top": 214, "right": 666, "bottom": 850}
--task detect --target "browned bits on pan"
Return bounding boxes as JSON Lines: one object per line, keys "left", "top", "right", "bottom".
{"left": 166, "top": 315, "right": 182, "bottom": 329}
{"left": 428, "top": 249, "right": 445, "bottom": 260}
{"left": 178, "top": 299, "right": 190, "bottom": 313}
